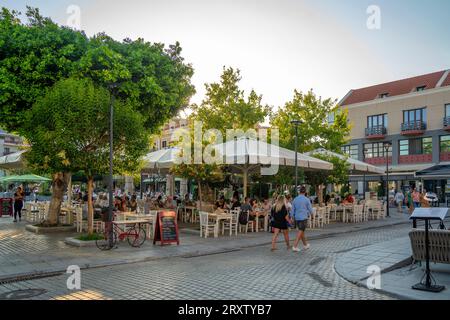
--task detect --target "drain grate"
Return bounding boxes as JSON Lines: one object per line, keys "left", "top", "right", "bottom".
{"left": 0, "top": 271, "right": 63, "bottom": 285}
{"left": 306, "top": 272, "right": 333, "bottom": 288}
{"left": 0, "top": 289, "right": 47, "bottom": 300}
{"left": 309, "top": 257, "right": 327, "bottom": 266}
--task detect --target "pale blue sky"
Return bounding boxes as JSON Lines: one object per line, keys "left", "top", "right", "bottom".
{"left": 2, "top": 0, "right": 450, "bottom": 110}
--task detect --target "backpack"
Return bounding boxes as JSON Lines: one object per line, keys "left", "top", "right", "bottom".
{"left": 239, "top": 211, "right": 248, "bottom": 225}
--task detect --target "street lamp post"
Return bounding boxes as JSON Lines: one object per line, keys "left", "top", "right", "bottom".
{"left": 290, "top": 120, "right": 304, "bottom": 191}
{"left": 384, "top": 142, "right": 392, "bottom": 218}
{"left": 108, "top": 84, "right": 118, "bottom": 247}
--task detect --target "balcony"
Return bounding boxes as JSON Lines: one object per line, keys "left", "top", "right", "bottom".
{"left": 444, "top": 117, "right": 450, "bottom": 131}
{"left": 3, "top": 136, "right": 22, "bottom": 145}
{"left": 400, "top": 121, "right": 426, "bottom": 136}
{"left": 365, "top": 126, "right": 387, "bottom": 140}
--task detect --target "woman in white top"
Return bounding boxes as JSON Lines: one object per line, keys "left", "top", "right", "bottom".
{"left": 394, "top": 190, "right": 405, "bottom": 213}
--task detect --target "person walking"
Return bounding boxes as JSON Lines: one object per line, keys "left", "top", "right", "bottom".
{"left": 407, "top": 189, "right": 414, "bottom": 214}
{"left": 270, "top": 196, "right": 290, "bottom": 251}
{"left": 412, "top": 188, "right": 421, "bottom": 208}
{"left": 13, "top": 186, "right": 25, "bottom": 222}
{"left": 291, "top": 186, "right": 313, "bottom": 252}
{"left": 394, "top": 190, "right": 405, "bottom": 213}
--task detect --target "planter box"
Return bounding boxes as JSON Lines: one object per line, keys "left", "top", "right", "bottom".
{"left": 65, "top": 237, "right": 97, "bottom": 247}
{"left": 25, "top": 224, "right": 76, "bottom": 234}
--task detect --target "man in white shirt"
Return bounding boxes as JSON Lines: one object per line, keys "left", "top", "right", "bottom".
{"left": 394, "top": 190, "right": 405, "bottom": 213}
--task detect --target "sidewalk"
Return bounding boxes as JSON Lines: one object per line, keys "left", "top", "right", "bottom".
{"left": 0, "top": 212, "right": 411, "bottom": 282}
{"left": 334, "top": 218, "right": 450, "bottom": 300}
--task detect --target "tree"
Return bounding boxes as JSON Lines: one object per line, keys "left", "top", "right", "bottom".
{"left": 22, "top": 78, "right": 148, "bottom": 232}
{"left": 0, "top": 6, "right": 195, "bottom": 223}
{"left": 0, "top": 7, "right": 89, "bottom": 132}
{"left": 191, "top": 67, "right": 270, "bottom": 135}
{"left": 178, "top": 67, "right": 270, "bottom": 197}
{"left": 0, "top": 7, "right": 195, "bottom": 133}
{"left": 271, "top": 89, "right": 350, "bottom": 153}
{"left": 270, "top": 89, "right": 351, "bottom": 192}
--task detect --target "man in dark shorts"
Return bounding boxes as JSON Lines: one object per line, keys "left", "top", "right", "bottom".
{"left": 290, "top": 186, "right": 313, "bottom": 252}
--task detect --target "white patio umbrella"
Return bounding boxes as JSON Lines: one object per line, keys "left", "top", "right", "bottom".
{"left": 212, "top": 137, "right": 333, "bottom": 197}
{"left": 303, "top": 148, "right": 385, "bottom": 174}
{"left": 142, "top": 147, "right": 181, "bottom": 170}
{"left": 0, "top": 150, "right": 27, "bottom": 170}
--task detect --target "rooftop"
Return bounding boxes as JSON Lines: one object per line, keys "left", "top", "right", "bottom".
{"left": 340, "top": 69, "right": 450, "bottom": 106}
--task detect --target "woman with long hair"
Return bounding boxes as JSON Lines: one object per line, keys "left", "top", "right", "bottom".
{"left": 270, "top": 195, "right": 291, "bottom": 251}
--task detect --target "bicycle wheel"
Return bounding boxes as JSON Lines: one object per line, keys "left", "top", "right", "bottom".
{"left": 127, "top": 225, "right": 146, "bottom": 247}
{"left": 96, "top": 225, "right": 118, "bottom": 250}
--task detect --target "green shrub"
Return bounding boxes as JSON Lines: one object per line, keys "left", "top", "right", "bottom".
{"left": 76, "top": 233, "right": 103, "bottom": 241}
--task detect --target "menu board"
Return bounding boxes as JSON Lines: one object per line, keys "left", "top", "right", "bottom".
{"left": 0, "top": 198, "right": 13, "bottom": 217}
{"left": 153, "top": 211, "right": 180, "bottom": 246}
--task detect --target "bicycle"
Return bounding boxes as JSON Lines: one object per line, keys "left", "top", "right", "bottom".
{"left": 96, "top": 221, "right": 146, "bottom": 251}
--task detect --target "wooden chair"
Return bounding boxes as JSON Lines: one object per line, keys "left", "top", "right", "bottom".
{"left": 351, "top": 204, "right": 364, "bottom": 223}
{"left": 199, "top": 211, "right": 216, "bottom": 238}
{"left": 222, "top": 212, "right": 238, "bottom": 236}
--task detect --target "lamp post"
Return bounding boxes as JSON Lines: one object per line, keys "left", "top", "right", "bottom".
{"left": 290, "top": 120, "right": 304, "bottom": 191}
{"left": 383, "top": 142, "right": 392, "bottom": 217}
{"left": 108, "top": 83, "right": 118, "bottom": 247}
{"left": 363, "top": 148, "right": 368, "bottom": 199}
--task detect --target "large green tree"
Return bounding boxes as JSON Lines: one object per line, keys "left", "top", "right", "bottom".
{"left": 270, "top": 89, "right": 352, "bottom": 195}
{"left": 0, "top": 6, "right": 195, "bottom": 221}
{"left": 173, "top": 67, "right": 270, "bottom": 198}
{"left": 23, "top": 78, "right": 148, "bottom": 231}
{"left": 0, "top": 7, "right": 195, "bottom": 133}
{"left": 191, "top": 67, "right": 270, "bottom": 135}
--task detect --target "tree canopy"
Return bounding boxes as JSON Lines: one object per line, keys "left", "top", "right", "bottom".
{"left": 271, "top": 89, "right": 350, "bottom": 153}
{"left": 191, "top": 67, "right": 270, "bottom": 136}
{"left": 0, "top": 6, "right": 195, "bottom": 133}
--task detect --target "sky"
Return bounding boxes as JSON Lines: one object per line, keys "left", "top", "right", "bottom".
{"left": 2, "top": 0, "right": 450, "bottom": 113}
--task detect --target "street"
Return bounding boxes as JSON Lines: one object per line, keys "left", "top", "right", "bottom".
{"left": 0, "top": 223, "right": 412, "bottom": 300}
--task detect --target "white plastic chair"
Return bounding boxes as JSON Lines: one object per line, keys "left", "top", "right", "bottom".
{"left": 222, "top": 213, "right": 238, "bottom": 236}
{"left": 199, "top": 211, "right": 216, "bottom": 238}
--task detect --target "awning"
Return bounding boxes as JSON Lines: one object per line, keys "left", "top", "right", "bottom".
{"left": 415, "top": 164, "right": 450, "bottom": 179}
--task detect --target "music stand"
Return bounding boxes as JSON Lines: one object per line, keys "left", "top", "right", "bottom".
{"left": 410, "top": 208, "right": 448, "bottom": 292}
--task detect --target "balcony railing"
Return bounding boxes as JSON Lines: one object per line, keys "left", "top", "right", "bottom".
{"left": 365, "top": 126, "right": 387, "bottom": 138}
{"left": 401, "top": 120, "right": 426, "bottom": 135}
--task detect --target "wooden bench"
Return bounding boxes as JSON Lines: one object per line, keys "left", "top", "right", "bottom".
{"left": 409, "top": 229, "right": 450, "bottom": 264}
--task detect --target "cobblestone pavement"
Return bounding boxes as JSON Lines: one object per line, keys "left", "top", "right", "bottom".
{"left": 0, "top": 223, "right": 413, "bottom": 300}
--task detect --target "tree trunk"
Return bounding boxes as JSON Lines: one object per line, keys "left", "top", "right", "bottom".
{"left": 87, "top": 176, "right": 94, "bottom": 235}
{"left": 47, "top": 172, "right": 70, "bottom": 226}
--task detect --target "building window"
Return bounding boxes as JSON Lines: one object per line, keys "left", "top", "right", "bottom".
{"left": 403, "top": 107, "right": 426, "bottom": 124}
{"left": 416, "top": 86, "right": 426, "bottom": 92}
{"left": 327, "top": 112, "right": 335, "bottom": 125}
{"left": 3, "top": 147, "right": 10, "bottom": 156}
{"left": 445, "top": 104, "right": 450, "bottom": 118}
{"left": 364, "top": 142, "right": 392, "bottom": 159}
{"left": 399, "top": 137, "right": 432, "bottom": 156}
{"left": 367, "top": 114, "right": 388, "bottom": 128}
{"left": 379, "top": 93, "right": 389, "bottom": 99}
{"left": 341, "top": 145, "right": 359, "bottom": 160}
{"left": 162, "top": 141, "right": 167, "bottom": 148}
{"left": 440, "top": 136, "right": 450, "bottom": 153}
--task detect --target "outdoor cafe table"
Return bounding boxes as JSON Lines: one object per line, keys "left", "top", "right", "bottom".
{"left": 208, "top": 212, "right": 232, "bottom": 237}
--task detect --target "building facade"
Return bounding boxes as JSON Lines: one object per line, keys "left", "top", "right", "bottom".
{"left": 152, "top": 117, "right": 189, "bottom": 151}
{"left": 339, "top": 70, "right": 450, "bottom": 200}
{"left": 0, "top": 129, "right": 24, "bottom": 157}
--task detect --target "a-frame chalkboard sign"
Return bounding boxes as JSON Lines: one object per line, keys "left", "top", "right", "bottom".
{"left": 153, "top": 210, "right": 180, "bottom": 245}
